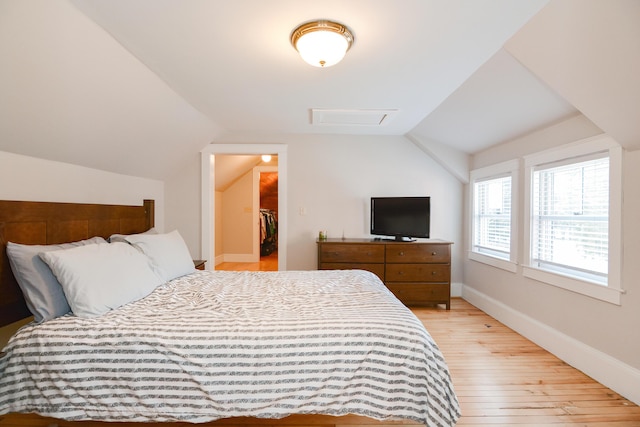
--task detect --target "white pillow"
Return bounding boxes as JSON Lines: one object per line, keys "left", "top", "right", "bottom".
{"left": 39, "top": 242, "right": 163, "bottom": 318}
{"left": 108, "top": 227, "right": 157, "bottom": 243}
{"left": 125, "top": 230, "right": 195, "bottom": 282}
{"left": 6, "top": 237, "right": 107, "bottom": 322}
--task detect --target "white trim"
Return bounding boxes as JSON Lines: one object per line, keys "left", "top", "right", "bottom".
{"left": 213, "top": 254, "right": 225, "bottom": 266}
{"left": 523, "top": 134, "right": 618, "bottom": 167}
{"left": 608, "top": 144, "right": 623, "bottom": 292}
{"left": 255, "top": 165, "right": 278, "bottom": 262}
{"left": 201, "top": 144, "right": 288, "bottom": 271}
{"left": 470, "top": 159, "right": 519, "bottom": 180}
{"left": 251, "top": 167, "right": 260, "bottom": 262}
{"left": 450, "top": 281, "right": 464, "bottom": 297}
{"left": 462, "top": 285, "right": 640, "bottom": 406}
{"left": 523, "top": 266, "right": 623, "bottom": 305}
{"left": 468, "top": 251, "right": 518, "bottom": 273}
{"left": 522, "top": 134, "right": 623, "bottom": 303}
{"left": 200, "top": 152, "right": 215, "bottom": 269}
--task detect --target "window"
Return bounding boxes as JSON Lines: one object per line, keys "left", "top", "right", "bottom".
{"left": 531, "top": 154, "right": 609, "bottom": 283}
{"left": 469, "top": 160, "right": 518, "bottom": 272}
{"left": 523, "top": 135, "right": 622, "bottom": 304}
{"left": 474, "top": 176, "right": 511, "bottom": 258}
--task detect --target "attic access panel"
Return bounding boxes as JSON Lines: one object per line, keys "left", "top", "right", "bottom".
{"left": 311, "top": 109, "right": 397, "bottom": 126}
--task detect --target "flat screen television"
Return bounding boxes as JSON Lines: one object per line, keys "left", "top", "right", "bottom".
{"left": 370, "top": 196, "right": 430, "bottom": 241}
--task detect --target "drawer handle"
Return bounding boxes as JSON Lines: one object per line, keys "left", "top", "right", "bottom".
{"left": 431, "top": 271, "right": 437, "bottom": 275}
{"left": 432, "top": 251, "right": 437, "bottom": 256}
{"left": 398, "top": 271, "right": 405, "bottom": 275}
{"left": 399, "top": 251, "right": 404, "bottom": 256}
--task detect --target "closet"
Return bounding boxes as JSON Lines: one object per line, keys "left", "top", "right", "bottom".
{"left": 260, "top": 209, "right": 277, "bottom": 256}
{"left": 259, "top": 171, "right": 278, "bottom": 257}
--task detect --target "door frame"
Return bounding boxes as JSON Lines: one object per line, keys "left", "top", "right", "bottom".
{"left": 201, "top": 144, "right": 287, "bottom": 270}
{"left": 255, "top": 165, "right": 278, "bottom": 261}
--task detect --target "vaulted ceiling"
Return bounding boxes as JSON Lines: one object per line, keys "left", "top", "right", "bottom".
{"left": 0, "top": 1, "right": 638, "bottom": 180}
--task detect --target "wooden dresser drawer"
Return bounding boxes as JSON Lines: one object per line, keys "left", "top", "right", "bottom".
{"left": 386, "top": 243, "right": 450, "bottom": 263}
{"left": 319, "top": 244, "right": 385, "bottom": 263}
{"left": 317, "top": 238, "right": 452, "bottom": 309}
{"left": 385, "top": 263, "right": 450, "bottom": 282}
{"left": 386, "top": 283, "right": 450, "bottom": 305}
{"left": 319, "top": 263, "right": 385, "bottom": 281}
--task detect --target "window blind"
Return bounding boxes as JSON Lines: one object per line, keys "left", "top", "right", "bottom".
{"left": 531, "top": 154, "right": 609, "bottom": 283}
{"left": 473, "top": 175, "right": 511, "bottom": 260}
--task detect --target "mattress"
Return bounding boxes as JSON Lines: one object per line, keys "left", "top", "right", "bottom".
{"left": 0, "top": 269, "right": 460, "bottom": 426}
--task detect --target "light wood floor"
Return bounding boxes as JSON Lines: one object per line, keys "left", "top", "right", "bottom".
{"left": 415, "top": 298, "right": 640, "bottom": 426}
{"left": 2, "top": 299, "right": 638, "bottom": 427}
{"left": 215, "top": 252, "right": 278, "bottom": 271}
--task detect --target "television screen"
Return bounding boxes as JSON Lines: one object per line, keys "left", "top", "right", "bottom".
{"left": 370, "top": 197, "right": 430, "bottom": 241}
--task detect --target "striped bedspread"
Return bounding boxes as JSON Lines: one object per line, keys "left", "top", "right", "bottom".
{"left": 0, "top": 269, "right": 460, "bottom": 426}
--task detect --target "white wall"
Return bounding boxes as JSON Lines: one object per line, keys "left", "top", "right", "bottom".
{"left": 0, "top": 149, "right": 164, "bottom": 346}
{"left": 0, "top": 0, "right": 220, "bottom": 181}
{"left": 464, "top": 114, "right": 640, "bottom": 403}
{"left": 285, "top": 134, "right": 463, "bottom": 275}
{"left": 222, "top": 170, "right": 254, "bottom": 258}
{"left": 0, "top": 150, "right": 164, "bottom": 227}
{"left": 164, "top": 153, "right": 202, "bottom": 259}
{"left": 167, "top": 134, "right": 464, "bottom": 282}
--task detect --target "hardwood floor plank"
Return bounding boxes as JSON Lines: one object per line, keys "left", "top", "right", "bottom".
{"left": 215, "top": 252, "right": 278, "bottom": 271}
{"left": 414, "top": 298, "right": 640, "bottom": 425}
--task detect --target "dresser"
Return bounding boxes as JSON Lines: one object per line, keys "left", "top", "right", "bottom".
{"left": 317, "top": 238, "right": 452, "bottom": 309}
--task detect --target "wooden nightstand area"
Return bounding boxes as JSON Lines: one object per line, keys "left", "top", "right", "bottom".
{"left": 317, "top": 238, "right": 452, "bottom": 309}
{"left": 193, "top": 260, "right": 206, "bottom": 270}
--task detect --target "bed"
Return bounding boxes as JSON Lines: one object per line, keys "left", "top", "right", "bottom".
{"left": 0, "top": 199, "right": 460, "bottom": 427}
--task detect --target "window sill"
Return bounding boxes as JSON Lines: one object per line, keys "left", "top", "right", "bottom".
{"left": 469, "top": 251, "right": 518, "bottom": 273}
{"left": 522, "top": 266, "right": 623, "bottom": 305}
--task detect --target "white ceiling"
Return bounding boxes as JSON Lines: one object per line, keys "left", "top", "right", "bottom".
{"left": 215, "top": 155, "right": 277, "bottom": 192}
{"left": 410, "top": 48, "right": 577, "bottom": 153}
{"left": 1, "top": 0, "right": 637, "bottom": 180}
{"left": 69, "top": 0, "right": 556, "bottom": 151}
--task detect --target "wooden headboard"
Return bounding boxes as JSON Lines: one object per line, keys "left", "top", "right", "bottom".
{"left": 0, "top": 199, "right": 154, "bottom": 327}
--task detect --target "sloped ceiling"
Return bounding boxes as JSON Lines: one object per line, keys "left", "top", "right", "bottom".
{"left": 409, "top": 48, "right": 578, "bottom": 153}
{"left": 0, "top": 0, "right": 221, "bottom": 180}
{"left": 215, "top": 155, "right": 278, "bottom": 192}
{"left": 0, "top": 1, "right": 638, "bottom": 181}
{"left": 505, "top": 0, "right": 640, "bottom": 149}
{"left": 69, "top": 0, "right": 548, "bottom": 138}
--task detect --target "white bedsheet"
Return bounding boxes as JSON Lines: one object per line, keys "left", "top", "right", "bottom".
{"left": 0, "top": 269, "right": 460, "bottom": 426}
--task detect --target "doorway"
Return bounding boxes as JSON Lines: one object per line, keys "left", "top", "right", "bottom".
{"left": 215, "top": 161, "right": 278, "bottom": 271}
{"left": 201, "top": 144, "right": 288, "bottom": 271}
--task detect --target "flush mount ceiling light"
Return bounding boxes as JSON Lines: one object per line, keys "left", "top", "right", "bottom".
{"left": 290, "top": 20, "right": 354, "bottom": 67}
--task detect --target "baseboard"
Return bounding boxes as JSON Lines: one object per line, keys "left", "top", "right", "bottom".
{"left": 451, "top": 282, "right": 463, "bottom": 297}
{"left": 462, "top": 285, "right": 640, "bottom": 406}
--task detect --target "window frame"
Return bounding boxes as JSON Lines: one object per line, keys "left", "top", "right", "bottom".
{"left": 469, "top": 159, "right": 519, "bottom": 273}
{"left": 522, "top": 135, "right": 623, "bottom": 305}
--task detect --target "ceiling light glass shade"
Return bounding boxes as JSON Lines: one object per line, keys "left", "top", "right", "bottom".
{"left": 291, "top": 20, "right": 354, "bottom": 68}
{"left": 261, "top": 154, "right": 272, "bottom": 162}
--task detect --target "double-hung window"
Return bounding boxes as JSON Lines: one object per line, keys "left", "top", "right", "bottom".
{"left": 523, "top": 135, "right": 623, "bottom": 304}
{"left": 469, "top": 160, "right": 518, "bottom": 272}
